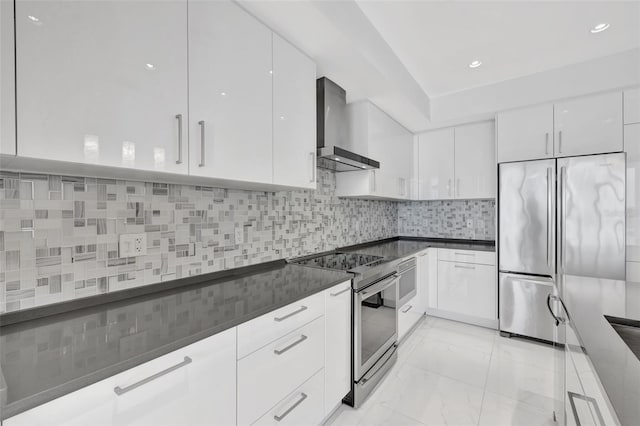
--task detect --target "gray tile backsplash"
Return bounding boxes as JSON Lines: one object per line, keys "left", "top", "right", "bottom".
{"left": 398, "top": 199, "right": 496, "bottom": 240}
{"left": 0, "top": 168, "right": 495, "bottom": 313}
{"left": 0, "top": 169, "right": 397, "bottom": 313}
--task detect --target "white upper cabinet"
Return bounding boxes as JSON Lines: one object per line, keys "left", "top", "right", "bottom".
{"left": 15, "top": 0, "right": 189, "bottom": 174}
{"left": 454, "top": 121, "right": 496, "bottom": 199}
{"left": 1, "top": 0, "right": 16, "bottom": 156}
{"left": 497, "top": 104, "right": 554, "bottom": 163}
{"left": 336, "top": 101, "right": 413, "bottom": 199}
{"left": 624, "top": 88, "right": 640, "bottom": 125}
{"left": 417, "top": 127, "right": 455, "bottom": 200}
{"left": 272, "top": 34, "right": 317, "bottom": 189}
{"left": 554, "top": 91, "right": 623, "bottom": 157}
{"left": 188, "top": 0, "right": 272, "bottom": 184}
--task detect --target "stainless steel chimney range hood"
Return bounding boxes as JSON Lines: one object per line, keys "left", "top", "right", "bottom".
{"left": 316, "top": 77, "right": 380, "bottom": 172}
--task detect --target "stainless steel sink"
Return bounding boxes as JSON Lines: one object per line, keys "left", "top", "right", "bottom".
{"left": 606, "top": 315, "right": 640, "bottom": 361}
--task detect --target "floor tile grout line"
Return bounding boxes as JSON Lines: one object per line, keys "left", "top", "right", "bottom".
{"left": 476, "top": 330, "right": 497, "bottom": 426}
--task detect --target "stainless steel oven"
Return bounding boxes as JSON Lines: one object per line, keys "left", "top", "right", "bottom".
{"left": 353, "top": 272, "right": 399, "bottom": 407}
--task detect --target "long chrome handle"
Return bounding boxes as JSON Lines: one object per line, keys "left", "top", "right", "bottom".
{"left": 274, "top": 393, "right": 308, "bottom": 422}
{"left": 330, "top": 287, "right": 350, "bottom": 297}
{"left": 545, "top": 132, "right": 549, "bottom": 155}
{"left": 558, "top": 130, "right": 563, "bottom": 153}
{"left": 274, "top": 305, "right": 307, "bottom": 322}
{"left": 309, "top": 152, "right": 315, "bottom": 183}
{"left": 175, "top": 114, "right": 183, "bottom": 164}
{"left": 373, "top": 170, "right": 377, "bottom": 192}
{"left": 114, "top": 356, "right": 192, "bottom": 396}
{"left": 547, "top": 167, "right": 553, "bottom": 269}
{"left": 198, "top": 120, "right": 206, "bottom": 167}
{"left": 274, "top": 335, "right": 307, "bottom": 355}
{"left": 454, "top": 264, "right": 475, "bottom": 269}
{"left": 401, "top": 304, "right": 412, "bottom": 313}
{"left": 454, "top": 252, "right": 474, "bottom": 256}
{"left": 559, "top": 166, "right": 566, "bottom": 271}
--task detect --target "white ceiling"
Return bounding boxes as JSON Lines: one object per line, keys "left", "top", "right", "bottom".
{"left": 356, "top": 0, "right": 640, "bottom": 97}
{"left": 240, "top": 0, "right": 640, "bottom": 132}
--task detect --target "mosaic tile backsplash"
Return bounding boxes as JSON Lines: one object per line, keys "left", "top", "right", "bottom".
{"left": 0, "top": 169, "right": 397, "bottom": 313}
{"left": 398, "top": 199, "right": 496, "bottom": 240}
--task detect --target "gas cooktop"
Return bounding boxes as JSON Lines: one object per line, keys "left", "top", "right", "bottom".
{"left": 294, "top": 252, "right": 385, "bottom": 271}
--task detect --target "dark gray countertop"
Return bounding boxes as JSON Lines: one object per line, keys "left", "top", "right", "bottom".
{"left": 562, "top": 274, "right": 640, "bottom": 426}
{"left": 341, "top": 236, "right": 495, "bottom": 259}
{"left": 0, "top": 263, "right": 351, "bottom": 419}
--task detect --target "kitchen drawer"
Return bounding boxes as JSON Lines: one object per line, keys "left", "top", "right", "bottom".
{"left": 398, "top": 296, "right": 423, "bottom": 341}
{"left": 437, "top": 261, "right": 496, "bottom": 320}
{"left": 437, "top": 248, "right": 495, "bottom": 265}
{"left": 5, "top": 328, "right": 237, "bottom": 426}
{"left": 237, "top": 291, "right": 325, "bottom": 359}
{"left": 252, "top": 368, "right": 325, "bottom": 426}
{"left": 237, "top": 317, "right": 325, "bottom": 426}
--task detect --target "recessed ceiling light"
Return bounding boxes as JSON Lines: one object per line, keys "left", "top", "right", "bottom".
{"left": 469, "top": 60, "right": 482, "bottom": 69}
{"left": 590, "top": 23, "right": 610, "bottom": 34}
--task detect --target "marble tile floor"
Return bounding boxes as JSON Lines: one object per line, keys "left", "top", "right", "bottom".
{"left": 325, "top": 317, "right": 558, "bottom": 426}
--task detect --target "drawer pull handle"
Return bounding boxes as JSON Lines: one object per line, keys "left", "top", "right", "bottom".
{"left": 274, "top": 305, "right": 307, "bottom": 322}
{"left": 274, "top": 335, "right": 308, "bottom": 355}
{"left": 454, "top": 252, "right": 475, "bottom": 256}
{"left": 114, "top": 356, "right": 192, "bottom": 396}
{"left": 401, "top": 304, "right": 412, "bottom": 313}
{"left": 330, "top": 287, "right": 350, "bottom": 297}
{"left": 274, "top": 392, "right": 308, "bottom": 422}
{"left": 454, "top": 264, "right": 475, "bottom": 270}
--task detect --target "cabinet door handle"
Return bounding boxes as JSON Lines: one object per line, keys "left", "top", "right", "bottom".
{"left": 454, "top": 264, "right": 475, "bottom": 269}
{"left": 401, "top": 304, "right": 412, "bottom": 313}
{"left": 309, "top": 152, "right": 315, "bottom": 183}
{"left": 373, "top": 170, "right": 377, "bottom": 192}
{"left": 330, "top": 287, "right": 350, "bottom": 297}
{"left": 454, "top": 252, "right": 474, "bottom": 256}
{"left": 198, "top": 120, "right": 206, "bottom": 167}
{"left": 274, "top": 335, "right": 308, "bottom": 355}
{"left": 456, "top": 178, "right": 460, "bottom": 197}
{"left": 274, "top": 305, "right": 307, "bottom": 322}
{"left": 448, "top": 179, "right": 452, "bottom": 197}
{"left": 175, "top": 114, "right": 183, "bottom": 164}
{"left": 545, "top": 132, "right": 549, "bottom": 155}
{"left": 558, "top": 130, "right": 563, "bottom": 153}
{"left": 274, "top": 392, "right": 308, "bottom": 421}
{"left": 114, "top": 356, "right": 192, "bottom": 396}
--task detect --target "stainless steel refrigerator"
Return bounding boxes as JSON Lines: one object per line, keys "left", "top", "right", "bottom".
{"left": 498, "top": 153, "right": 626, "bottom": 342}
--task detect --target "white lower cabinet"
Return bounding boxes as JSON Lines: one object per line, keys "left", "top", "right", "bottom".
{"left": 398, "top": 296, "right": 423, "bottom": 341}
{"left": 253, "top": 369, "right": 325, "bottom": 426}
{"left": 437, "top": 260, "right": 496, "bottom": 321}
{"left": 324, "top": 281, "right": 351, "bottom": 417}
{"left": 415, "top": 249, "right": 431, "bottom": 312}
{"left": 4, "top": 327, "right": 237, "bottom": 426}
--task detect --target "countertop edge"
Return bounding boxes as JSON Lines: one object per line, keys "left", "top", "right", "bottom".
{"left": 1, "top": 273, "right": 352, "bottom": 420}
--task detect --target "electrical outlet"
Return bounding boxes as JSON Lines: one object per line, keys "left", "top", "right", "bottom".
{"left": 466, "top": 219, "right": 474, "bottom": 228}
{"left": 235, "top": 227, "right": 243, "bottom": 244}
{"left": 119, "top": 233, "right": 147, "bottom": 257}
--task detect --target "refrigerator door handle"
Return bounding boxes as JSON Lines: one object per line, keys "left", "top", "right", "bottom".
{"left": 547, "top": 167, "right": 553, "bottom": 270}
{"left": 558, "top": 166, "right": 565, "bottom": 273}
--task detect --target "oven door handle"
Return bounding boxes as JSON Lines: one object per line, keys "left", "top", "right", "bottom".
{"left": 359, "top": 274, "right": 400, "bottom": 298}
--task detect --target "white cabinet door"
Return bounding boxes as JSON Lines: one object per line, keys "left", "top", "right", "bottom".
{"left": 15, "top": 0, "right": 189, "bottom": 173}
{"left": 188, "top": 0, "right": 272, "bottom": 184}
{"left": 324, "top": 281, "right": 351, "bottom": 416}
{"left": 417, "top": 128, "right": 455, "bottom": 200}
{"left": 1, "top": 0, "right": 15, "bottom": 156}
{"left": 273, "top": 34, "right": 316, "bottom": 189}
{"left": 624, "top": 88, "right": 640, "bottom": 125}
{"left": 415, "top": 250, "right": 430, "bottom": 312}
{"left": 5, "top": 328, "right": 237, "bottom": 426}
{"left": 437, "top": 261, "right": 496, "bottom": 320}
{"left": 554, "top": 92, "right": 623, "bottom": 157}
{"left": 454, "top": 121, "right": 496, "bottom": 199}
{"left": 496, "top": 104, "right": 554, "bottom": 163}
